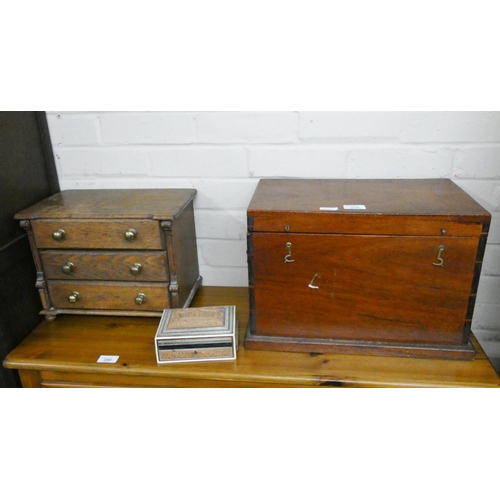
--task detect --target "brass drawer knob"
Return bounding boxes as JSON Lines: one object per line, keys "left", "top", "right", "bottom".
{"left": 124, "top": 228, "right": 137, "bottom": 241}
{"left": 68, "top": 291, "right": 80, "bottom": 303}
{"left": 130, "top": 263, "right": 142, "bottom": 275}
{"left": 52, "top": 229, "right": 66, "bottom": 241}
{"left": 62, "top": 262, "right": 74, "bottom": 274}
{"left": 134, "top": 293, "right": 146, "bottom": 305}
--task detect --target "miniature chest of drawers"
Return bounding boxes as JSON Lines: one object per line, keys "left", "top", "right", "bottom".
{"left": 245, "top": 179, "right": 491, "bottom": 360}
{"left": 15, "top": 189, "right": 202, "bottom": 319}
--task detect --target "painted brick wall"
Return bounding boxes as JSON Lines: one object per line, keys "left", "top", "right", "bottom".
{"left": 46, "top": 111, "right": 500, "bottom": 334}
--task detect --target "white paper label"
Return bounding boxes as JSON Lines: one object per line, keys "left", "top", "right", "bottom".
{"left": 343, "top": 205, "right": 366, "bottom": 210}
{"left": 319, "top": 206, "right": 339, "bottom": 211}
{"left": 97, "top": 355, "right": 120, "bottom": 363}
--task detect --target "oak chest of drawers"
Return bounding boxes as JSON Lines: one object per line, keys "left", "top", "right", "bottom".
{"left": 15, "top": 189, "right": 202, "bottom": 319}
{"left": 245, "top": 179, "right": 491, "bottom": 360}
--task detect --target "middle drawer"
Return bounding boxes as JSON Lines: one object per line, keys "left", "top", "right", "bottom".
{"left": 41, "top": 250, "right": 169, "bottom": 281}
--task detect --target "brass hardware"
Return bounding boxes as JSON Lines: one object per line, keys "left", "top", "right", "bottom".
{"left": 441, "top": 228, "right": 447, "bottom": 235}
{"left": 68, "top": 291, "right": 80, "bottom": 303}
{"left": 62, "top": 262, "right": 74, "bottom": 274}
{"left": 130, "top": 263, "right": 142, "bottom": 275}
{"left": 52, "top": 229, "right": 66, "bottom": 241}
{"left": 284, "top": 242, "right": 294, "bottom": 263}
{"left": 134, "top": 293, "right": 147, "bottom": 305}
{"left": 433, "top": 245, "right": 445, "bottom": 267}
{"left": 124, "top": 228, "right": 137, "bottom": 241}
{"left": 308, "top": 273, "right": 320, "bottom": 289}
{"left": 285, "top": 225, "right": 290, "bottom": 232}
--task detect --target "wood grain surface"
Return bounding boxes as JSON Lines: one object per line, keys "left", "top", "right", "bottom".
{"left": 251, "top": 233, "right": 478, "bottom": 344}
{"left": 47, "top": 281, "right": 170, "bottom": 311}
{"left": 248, "top": 179, "right": 490, "bottom": 235}
{"left": 40, "top": 250, "right": 168, "bottom": 281}
{"left": 15, "top": 190, "right": 201, "bottom": 318}
{"left": 3, "top": 287, "right": 500, "bottom": 388}
{"left": 14, "top": 189, "right": 197, "bottom": 220}
{"left": 248, "top": 179, "right": 491, "bottom": 217}
{"left": 247, "top": 179, "right": 491, "bottom": 359}
{"left": 31, "top": 219, "right": 163, "bottom": 249}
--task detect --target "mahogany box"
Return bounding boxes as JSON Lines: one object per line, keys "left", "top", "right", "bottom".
{"left": 245, "top": 179, "right": 491, "bottom": 360}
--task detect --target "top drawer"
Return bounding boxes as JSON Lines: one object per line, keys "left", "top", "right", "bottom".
{"left": 31, "top": 219, "right": 163, "bottom": 250}
{"left": 248, "top": 213, "right": 485, "bottom": 237}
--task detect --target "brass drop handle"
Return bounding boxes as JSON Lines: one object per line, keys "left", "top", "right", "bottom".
{"left": 68, "top": 291, "right": 80, "bottom": 303}
{"left": 433, "top": 245, "right": 445, "bottom": 267}
{"left": 134, "top": 293, "right": 147, "bottom": 305}
{"left": 308, "top": 273, "right": 320, "bottom": 289}
{"left": 124, "top": 228, "right": 137, "bottom": 241}
{"left": 52, "top": 229, "right": 66, "bottom": 241}
{"left": 130, "top": 263, "right": 142, "bottom": 275}
{"left": 284, "top": 242, "right": 295, "bottom": 263}
{"left": 62, "top": 262, "right": 74, "bottom": 274}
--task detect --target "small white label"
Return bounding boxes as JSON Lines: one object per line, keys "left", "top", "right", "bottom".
{"left": 343, "top": 205, "right": 366, "bottom": 210}
{"left": 97, "top": 355, "right": 120, "bottom": 363}
{"left": 319, "top": 206, "right": 338, "bottom": 211}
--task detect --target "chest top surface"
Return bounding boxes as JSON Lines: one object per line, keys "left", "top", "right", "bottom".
{"left": 14, "top": 189, "right": 197, "bottom": 220}
{"left": 247, "top": 179, "right": 490, "bottom": 236}
{"left": 248, "top": 179, "right": 489, "bottom": 218}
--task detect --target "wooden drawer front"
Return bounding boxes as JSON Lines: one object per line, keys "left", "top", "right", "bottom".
{"left": 41, "top": 251, "right": 168, "bottom": 281}
{"left": 251, "top": 233, "right": 479, "bottom": 345}
{"left": 250, "top": 213, "right": 484, "bottom": 237}
{"left": 48, "top": 281, "right": 170, "bottom": 311}
{"left": 32, "top": 219, "right": 162, "bottom": 249}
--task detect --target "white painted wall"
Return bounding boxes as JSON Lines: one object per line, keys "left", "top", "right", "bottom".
{"left": 46, "top": 111, "right": 500, "bottom": 334}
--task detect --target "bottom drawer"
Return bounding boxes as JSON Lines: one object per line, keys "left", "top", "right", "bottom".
{"left": 47, "top": 281, "right": 171, "bottom": 312}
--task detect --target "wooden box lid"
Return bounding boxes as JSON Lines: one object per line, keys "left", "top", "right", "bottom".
{"left": 247, "top": 179, "right": 491, "bottom": 236}
{"left": 156, "top": 305, "right": 236, "bottom": 339}
{"left": 14, "top": 189, "right": 197, "bottom": 221}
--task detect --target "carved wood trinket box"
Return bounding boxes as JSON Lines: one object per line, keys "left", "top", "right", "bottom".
{"left": 245, "top": 179, "right": 491, "bottom": 360}
{"left": 15, "top": 189, "right": 202, "bottom": 319}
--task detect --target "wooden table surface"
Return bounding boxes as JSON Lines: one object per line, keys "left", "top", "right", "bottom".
{"left": 4, "top": 286, "right": 500, "bottom": 388}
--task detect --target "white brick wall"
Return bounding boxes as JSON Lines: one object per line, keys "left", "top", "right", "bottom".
{"left": 46, "top": 111, "right": 500, "bottom": 332}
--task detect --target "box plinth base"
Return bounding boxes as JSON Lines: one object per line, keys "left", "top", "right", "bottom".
{"left": 244, "top": 326, "right": 477, "bottom": 361}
